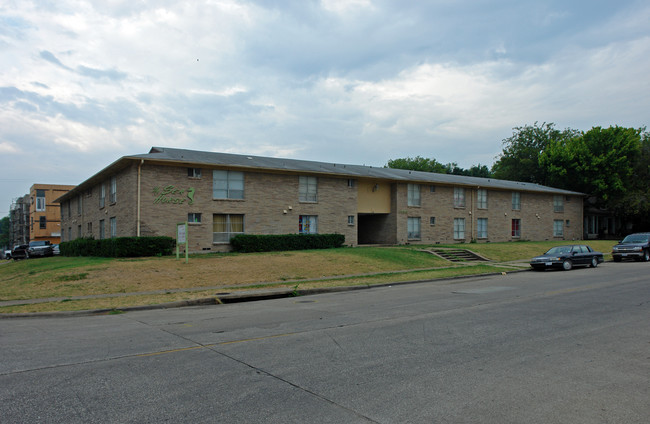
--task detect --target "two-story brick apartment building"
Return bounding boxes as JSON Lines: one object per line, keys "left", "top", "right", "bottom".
{"left": 57, "top": 147, "right": 584, "bottom": 252}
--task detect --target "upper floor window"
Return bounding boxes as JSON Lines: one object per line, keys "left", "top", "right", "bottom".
{"left": 77, "top": 195, "right": 82, "bottom": 215}
{"left": 188, "top": 168, "right": 202, "bottom": 178}
{"left": 100, "top": 184, "right": 106, "bottom": 208}
{"left": 347, "top": 179, "right": 356, "bottom": 188}
{"left": 213, "top": 170, "right": 244, "bottom": 199}
{"left": 408, "top": 184, "right": 421, "bottom": 207}
{"left": 299, "top": 176, "right": 318, "bottom": 202}
{"left": 454, "top": 187, "right": 466, "bottom": 208}
{"left": 553, "top": 195, "right": 564, "bottom": 212}
{"left": 109, "top": 176, "right": 117, "bottom": 204}
{"left": 35, "top": 189, "right": 46, "bottom": 211}
{"left": 477, "top": 189, "right": 488, "bottom": 209}
{"left": 512, "top": 192, "right": 521, "bottom": 210}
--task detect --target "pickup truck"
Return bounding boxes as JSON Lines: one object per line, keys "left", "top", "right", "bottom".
{"left": 27, "top": 240, "right": 54, "bottom": 258}
{"left": 612, "top": 232, "right": 650, "bottom": 262}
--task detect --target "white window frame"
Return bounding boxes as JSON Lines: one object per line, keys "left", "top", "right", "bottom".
{"left": 553, "top": 195, "right": 564, "bottom": 212}
{"left": 512, "top": 219, "right": 521, "bottom": 238}
{"left": 299, "top": 176, "right": 318, "bottom": 203}
{"left": 408, "top": 184, "right": 421, "bottom": 207}
{"left": 512, "top": 192, "right": 521, "bottom": 211}
{"left": 477, "top": 189, "right": 488, "bottom": 209}
{"left": 454, "top": 218, "right": 465, "bottom": 239}
{"left": 100, "top": 184, "right": 106, "bottom": 208}
{"left": 109, "top": 217, "right": 116, "bottom": 238}
{"left": 213, "top": 170, "right": 245, "bottom": 200}
{"left": 35, "top": 189, "right": 46, "bottom": 212}
{"left": 477, "top": 218, "right": 488, "bottom": 239}
{"left": 188, "top": 213, "right": 202, "bottom": 224}
{"left": 299, "top": 215, "right": 318, "bottom": 234}
{"left": 554, "top": 219, "right": 564, "bottom": 237}
{"left": 188, "top": 168, "right": 202, "bottom": 178}
{"left": 430, "top": 216, "right": 436, "bottom": 226}
{"left": 348, "top": 215, "right": 355, "bottom": 226}
{"left": 99, "top": 219, "right": 105, "bottom": 240}
{"left": 213, "top": 214, "right": 245, "bottom": 243}
{"left": 77, "top": 195, "right": 82, "bottom": 215}
{"left": 109, "top": 177, "right": 117, "bottom": 204}
{"left": 407, "top": 217, "right": 421, "bottom": 240}
{"left": 454, "top": 188, "right": 466, "bottom": 208}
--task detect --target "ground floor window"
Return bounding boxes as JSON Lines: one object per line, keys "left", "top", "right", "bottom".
{"left": 554, "top": 219, "right": 564, "bottom": 237}
{"left": 188, "top": 213, "right": 202, "bottom": 224}
{"left": 512, "top": 219, "right": 521, "bottom": 238}
{"left": 110, "top": 217, "right": 116, "bottom": 238}
{"left": 348, "top": 215, "right": 355, "bottom": 225}
{"left": 408, "top": 217, "right": 421, "bottom": 240}
{"left": 454, "top": 218, "right": 465, "bottom": 239}
{"left": 213, "top": 214, "right": 244, "bottom": 243}
{"left": 477, "top": 218, "right": 488, "bottom": 239}
{"left": 39, "top": 216, "right": 46, "bottom": 229}
{"left": 99, "top": 220, "right": 105, "bottom": 239}
{"left": 299, "top": 215, "right": 318, "bottom": 234}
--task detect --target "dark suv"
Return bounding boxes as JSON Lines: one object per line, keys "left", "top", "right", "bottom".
{"left": 27, "top": 240, "right": 54, "bottom": 258}
{"left": 612, "top": 233, "right": 650, "bottom": 262}
{"left": 11, "top": 244, "right": 29, "bottom": 260}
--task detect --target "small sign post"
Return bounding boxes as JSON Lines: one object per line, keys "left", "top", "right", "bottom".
{"left": 176, "top": 222, "right": 189, "bottom": 263}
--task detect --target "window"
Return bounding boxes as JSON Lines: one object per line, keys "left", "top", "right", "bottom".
{"left": 188, "top": 213, "right": 202, "bottom": 223}
{"left": 454, "top": 188, "right": 465, "bottom": 208}
{"left": 110, "top": 217, "right": 116, "bottom": 238}
{"left": 454, "top": 218, "right": 465, "bottom": 239}
{"left": 213, "top": 170, "right": 245, "bottom": 199}
{"left": 407, "top": 184, "right": 421, "bottom": 206}
{"left": 35, "top": 189, "right": 46, "bottom": 211}
{"left": 408, "top": 217, "right": 421, "bottom": 240}
{"left": 61, "top": 228, "right": 65, "bottom": 242}
{"left": 512, "top": 192, "right": 521, "bottom": 210}
{"left": 77, "top": 225, "right": 82, "bottom": 238}
{"left": 299, "top": 176, "right": 318, "bottom": 202}
{"left": 347, "top": 179, "right": 356, "bottom": 188}
{"left": 566, "top": 219, "right": 570, "bottom": 227}
{"left": 68, "top": 227, "right": 71, "bottom": 241}
{"left": 477, "top": 218, "right": 488, "bottom": 239}
{"left": 299, "top": 215, "right": 318, "bottom": 234}
{"left": 553, "top": 195, "right": 564, "bottom": 212}
{"left": 77, "top": 195, "right": 82, "bottom": 215}
{"left": 87, "top": 222, "right": 92, "bottom": 235}
{"left": 477, "top": 189, "right": 488, "bottom": 209}
{"left": 188, "top": 168, "right": 202, "bottom": 178}
{"left": 99, "top": 219, "right": 105, "bottom": 240}
{"left": 213, "top": 214, "right": 244, "bottom": 243}
{"left": 109, "top": 176, "right": 117, "bottom": 204}
{"left": 430, "top": 217, "right": 436, "bottom": 226}
{"left": 554, "top": 220, "right": 564, "bottom": 237}
{"left": 39, "top": 216, "right": 46, "bottom": 229}
{"left": 348, "top": 215, "right": 355, "bottom": 225}
{"left": 512, "top": 219, "right": 521, "bottom": 238}
{"left": 430, "top": 185, "right": 436, "bottom": 193}
{"left": 100, "top": 184, "right": 106, "bottom": 208}
{"left": 67, "top": 200, "right": 71, "bottom": 218}
{"left": 85, "top": 188, "right": 92, "bottom": 198}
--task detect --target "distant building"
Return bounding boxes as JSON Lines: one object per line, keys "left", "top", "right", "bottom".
{"left": 56, "top": 147, "right": 585, "bottom": 253}
{"left": 29, "top": 184, "right": 76, "bottom": 244}
{"left": 9, "top": 195, "right": 30, "bottom": 246}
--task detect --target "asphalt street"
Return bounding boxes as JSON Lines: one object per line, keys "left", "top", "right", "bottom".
{"left": 1, "top": 261, "right": 648, "bottom": 423}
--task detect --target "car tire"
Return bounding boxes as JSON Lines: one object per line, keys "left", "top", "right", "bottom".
{"left": 590, "top": 257, "right": 598, "bottom": 268}
{"left": 613, "top": 257, "right": 621, "bottom": 262}
{"left": 644, "top": 250, "right": 650, "bottom": 262}
{"left": 562, "top": 259, "right": 573, "bottom": 271}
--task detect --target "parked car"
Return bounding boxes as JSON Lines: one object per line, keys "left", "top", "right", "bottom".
{"left": 3, "top": 249, "right": 11, "bottom": 260}
{"left": 27, "top": 240, "right": 54, "bottom": 258}
{"left": 11, "top": 244, "right": 29, "bottom": 260}
{"left": 52, "top": 244, "right": 60, "bottom": 255}
{"left": 611, "top": 232, "right": 650, "bottom": 262}
{"left": 530, "top": 244, "right": 604, "bottom": 271}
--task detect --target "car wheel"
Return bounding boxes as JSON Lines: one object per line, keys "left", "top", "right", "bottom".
{"left": 613, "top": 257, "right": 622, "bottom": 262}
{"left": 644, "top": 250, "right": 650, "bottom": 262}
{"left": 591, "top": 257, "right": 598, "bottom": 268}
{"left": 562, "top": 259, "right": 573, "bottom": 271}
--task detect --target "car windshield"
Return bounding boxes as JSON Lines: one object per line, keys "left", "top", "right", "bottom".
{"left": 621, "top": 234, "right": 649, "bottom": 243}
{"left": 545, "top": 246, "right": 572, "bottom": 255}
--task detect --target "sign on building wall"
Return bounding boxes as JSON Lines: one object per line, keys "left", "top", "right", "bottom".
{"left": 153, "top": 186, "right": 196, "bottom": 205}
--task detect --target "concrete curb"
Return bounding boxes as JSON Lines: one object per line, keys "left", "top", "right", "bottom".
{"left": 0, "top": 268, "right": 530, "bottom": 319}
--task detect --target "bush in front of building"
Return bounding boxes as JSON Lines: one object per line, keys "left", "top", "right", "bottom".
{"left": 60, "top": 237, "right": 175, "bottom": 257}
{"left": 230, "top": 234, "right": 345, "bottom": 253}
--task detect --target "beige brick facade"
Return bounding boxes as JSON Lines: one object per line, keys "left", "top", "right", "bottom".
{"left": 59, "top": 150, "right": 584, "bottom": 253}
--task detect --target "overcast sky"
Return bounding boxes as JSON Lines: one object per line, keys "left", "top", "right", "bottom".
{"left": 1, "top": 0, "right": 649, "bottom": 215}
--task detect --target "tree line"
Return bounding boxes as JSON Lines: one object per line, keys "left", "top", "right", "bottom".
{"left": 387, "top": 122, "right": 650, "bottom": 227}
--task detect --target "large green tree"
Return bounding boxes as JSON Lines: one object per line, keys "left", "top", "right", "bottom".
{"left": 491, "top": 122, "right": 581, "bottom": 184}
{"left": 0, "top": 216, "right": 10, "bottom": 249}
{"left": 387, "top": 156, "right": 492, "bottom": 178}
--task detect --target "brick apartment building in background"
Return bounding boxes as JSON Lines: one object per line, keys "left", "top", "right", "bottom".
{"left": 56, "top": 147, "right": 584, "bottom": 253}
{"left": 29, "top": 184, "right": 76, "bottom": 244}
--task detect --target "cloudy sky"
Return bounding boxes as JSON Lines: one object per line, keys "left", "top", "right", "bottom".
{"left": 1, "top": 0, "right": 649, "bottom": 215}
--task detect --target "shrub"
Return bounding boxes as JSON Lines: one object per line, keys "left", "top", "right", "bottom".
{"left": 230, "top": 233, "right": 345, "bottom": 253}
{"left": 60, "top": 237, "right": 175, "bottom": 258}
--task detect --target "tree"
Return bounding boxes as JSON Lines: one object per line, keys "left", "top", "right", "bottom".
{"left": 386, "top": 157, "right": 493, "bottom": 178}
{"left": 0, "top": 216, "right": 10, "bottom": 249}
{"left": 492, "top": 122, "right": 581, "bottom": 184}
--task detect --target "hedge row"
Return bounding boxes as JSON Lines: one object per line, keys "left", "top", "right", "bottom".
{"left": 230, "top": 233, "right": 345, "bottom": 253}
{"left": 60, "top": 237, "right": 175, "bottom": 257}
